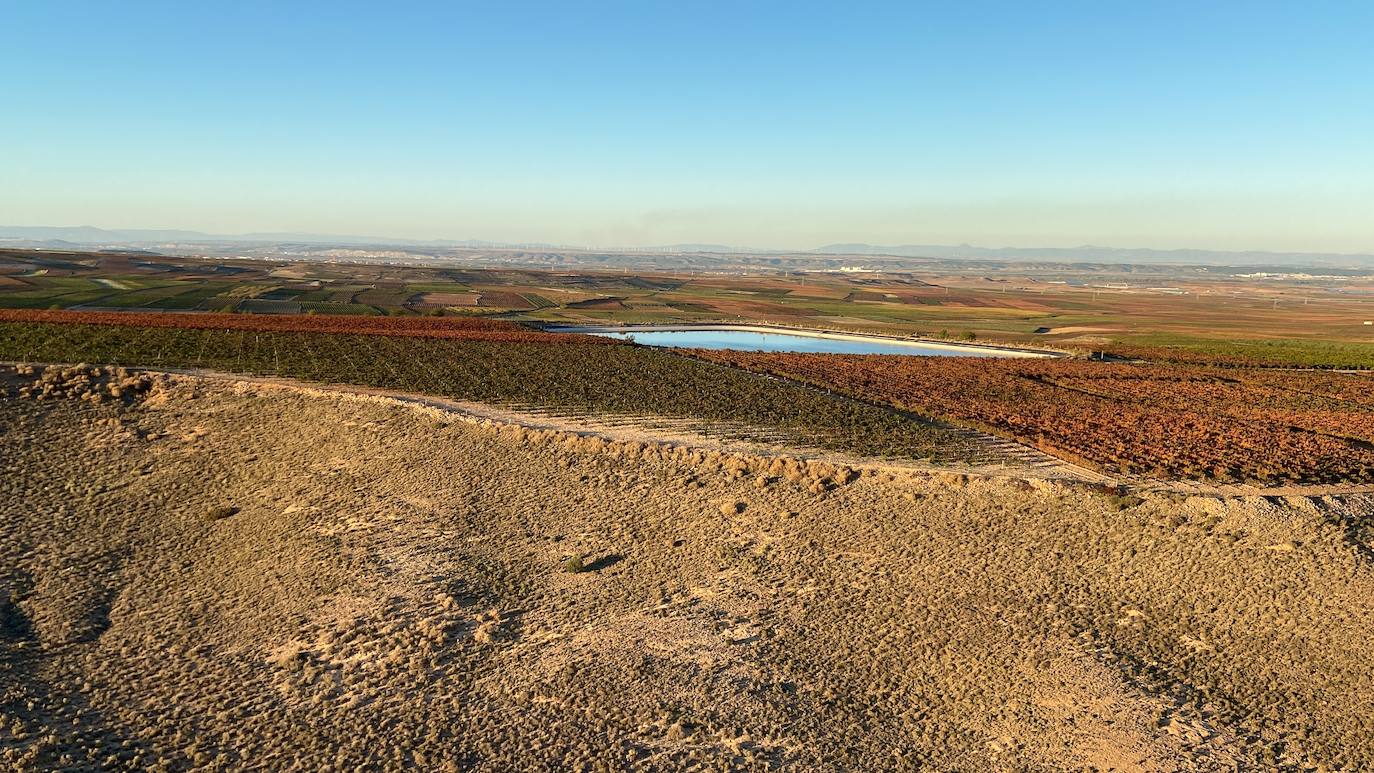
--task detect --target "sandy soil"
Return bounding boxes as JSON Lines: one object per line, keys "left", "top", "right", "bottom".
{"left": 2, "top": 365, "right": 1373, "bottom": 771}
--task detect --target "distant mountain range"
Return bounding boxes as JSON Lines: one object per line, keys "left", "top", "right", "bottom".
{"left": 3, "top": 225, "right": 1372, "bottom": 268}
{"left": 0, "top": 225, "right": 555, "bottom": 249}
{"left": 0, "top": 227, "right": 768, "bottom": 255}
{"left": 0, "top": 226, "right": 781, "bottom": 256}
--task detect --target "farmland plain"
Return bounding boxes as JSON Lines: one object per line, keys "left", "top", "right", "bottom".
{"left": 6, "top": 247, "right": 1374, "bottom": 367}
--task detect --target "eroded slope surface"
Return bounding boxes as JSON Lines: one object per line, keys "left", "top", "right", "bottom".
{"left": 1, "top": 370, "right": 1372, "bottom": 771}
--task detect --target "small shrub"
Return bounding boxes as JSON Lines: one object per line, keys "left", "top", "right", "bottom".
{"left": 1106, "top": 494, "right": 1144, "bottom": 511}
{"left": 562, "top": 554, "right": 585, "bottom": 573}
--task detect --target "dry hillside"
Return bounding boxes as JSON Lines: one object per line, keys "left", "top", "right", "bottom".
{"left": 1, "top": 365, "right": 1372, "bottom": 771}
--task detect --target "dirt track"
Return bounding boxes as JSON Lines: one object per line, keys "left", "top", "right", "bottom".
{"left": 2, "top": 366, "right": 1373, "bottom": 770}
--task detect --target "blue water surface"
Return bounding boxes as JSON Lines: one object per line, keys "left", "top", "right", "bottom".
{"left": 586, "top": 329, "right": 1013, "bottom": 356}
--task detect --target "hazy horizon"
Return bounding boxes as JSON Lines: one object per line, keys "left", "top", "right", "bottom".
{"left": 5, "top": 2, "right": 1372, "bottom": 253}
{"left": 9, "top": 222, "right": 1374, "bottom": 263}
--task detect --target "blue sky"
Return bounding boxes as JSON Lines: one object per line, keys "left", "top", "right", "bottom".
{"left": 4, "top": 1, "right": 1372, "bottom": 251}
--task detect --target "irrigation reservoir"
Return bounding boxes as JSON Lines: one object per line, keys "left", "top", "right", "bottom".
{"left": 553, "top": 324, "right": 1052, "bottom": 357}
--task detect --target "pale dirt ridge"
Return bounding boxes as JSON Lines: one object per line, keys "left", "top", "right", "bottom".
{"left": 148, "top": 365, "right": 1374, "bottom": 498}
{"left": 2, "top": 365, "right": 1373, "bottom": 771}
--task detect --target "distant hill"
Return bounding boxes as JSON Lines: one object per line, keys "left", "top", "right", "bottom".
{"left": 0, "top": 225, "right": 549, "bottom": 249}
{"left": 3, "top": 225, "right": 1371, "bottom": 269}
{"left": 0, "top": 226, "right": 215, "bottom": 243}
{"left": 811, "top": 243, "right": 1374, "bottom": 268}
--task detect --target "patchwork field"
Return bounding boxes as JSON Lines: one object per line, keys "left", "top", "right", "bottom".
{"left": 6, "top": 249, "right": 1374, "bottom": 368}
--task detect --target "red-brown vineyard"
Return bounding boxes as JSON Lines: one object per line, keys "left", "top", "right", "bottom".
{"left": 691, "top": 350, "right": 1374, "bottom": 485}
{"left": 0, "top": 309, "right": 611, "bottom": 344}
{"left": 1098, "top": 342, "right": 1374, "bottom": 370}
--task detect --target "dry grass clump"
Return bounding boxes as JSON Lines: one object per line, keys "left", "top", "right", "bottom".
{"left": 1105, "top": 493, "right": 1145, "bottom": 510}
{"left": 1080, "top": 481, "right": 1148, "bottom": 511}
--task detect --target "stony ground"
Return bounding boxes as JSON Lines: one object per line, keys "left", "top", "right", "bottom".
{"left": 1, "top": 365, "right": 1372, "bottom": 771}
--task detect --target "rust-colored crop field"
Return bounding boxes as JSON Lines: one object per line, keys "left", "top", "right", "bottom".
{"left": 0, "top": 309, "right": 610, "bottom": 344}
{"left": 691, "top": 350, "right": 1374, "bottom": 485}
{"left": 1098, "top": 343, "right": 1373, "bottom": 369}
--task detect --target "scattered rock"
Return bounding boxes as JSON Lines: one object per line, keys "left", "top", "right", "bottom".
{"left": 15, "top": 364, "right": 159, "bottom": 404}
{"left": 205, "top": 505, "right": 239, "bottom": 521}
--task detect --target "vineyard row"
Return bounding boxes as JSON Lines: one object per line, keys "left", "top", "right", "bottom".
{"left": 691, "top": 351, "right": 1374, "bottom": 485}
{"left": 0, "top": 321, "right": 991, "bottom": 465}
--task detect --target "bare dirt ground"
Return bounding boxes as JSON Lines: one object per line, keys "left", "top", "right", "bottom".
{"left": 163, "top": 366, "right": 1374, "bottom": 500}
{"left": 2, "top": 365, "right": 1373, "bottom": 771}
